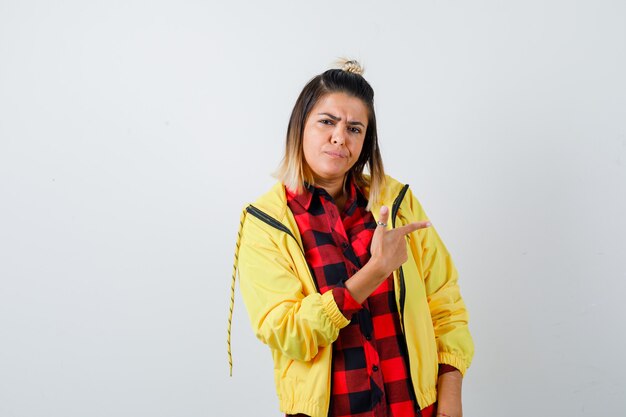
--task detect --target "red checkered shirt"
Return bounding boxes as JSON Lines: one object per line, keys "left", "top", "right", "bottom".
{"left": 286, "top": 178, "right": 429, "bottom": 417}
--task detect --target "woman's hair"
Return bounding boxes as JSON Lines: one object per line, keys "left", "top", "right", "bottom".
{"left": 274, "top": 58, "right": 386, "bottom": 210}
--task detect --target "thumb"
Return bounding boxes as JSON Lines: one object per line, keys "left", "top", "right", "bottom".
{"left": 371, "top": 205, "right": 389, "bottom": 248}
{"left": 377, "top": 205, "right": 389, "bottom": 229}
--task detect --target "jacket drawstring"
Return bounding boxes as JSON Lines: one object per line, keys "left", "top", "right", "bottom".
{"left": 227, "top": 207, "right": 248, "bottom": 376}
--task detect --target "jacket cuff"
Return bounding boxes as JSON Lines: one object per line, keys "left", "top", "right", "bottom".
{"left": 438, "top": 352, "right": 469, "bottom": 377}
{"left": 331, "top": 287, "right": 362, "bottom": 320}
{"left": 438, "top": 364, "right": 459, "bottom": 376}
{"left": 321, "top": 290, "right": 351, "bottom": 330}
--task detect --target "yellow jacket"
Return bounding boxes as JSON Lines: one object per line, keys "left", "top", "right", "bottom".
{"left": 228, "top": 176, "right": 474, "bottom": 417}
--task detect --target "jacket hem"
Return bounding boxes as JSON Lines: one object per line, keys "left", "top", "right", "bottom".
{"left": 416, "top": 387, "right": 438, "bottom": 411}
{"left": 280, "top": 399, "right": 324, "bottom": 417}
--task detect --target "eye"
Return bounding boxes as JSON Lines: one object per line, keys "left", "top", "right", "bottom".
{"left": 319, "top": 119, "right": 334, "bottom": 126}
{"left": 349, "top": 126, "right": 362, "bottom": 134}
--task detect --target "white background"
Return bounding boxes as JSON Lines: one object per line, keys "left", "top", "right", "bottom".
{"left": 1, "top": 1, "right": 625, "bottom": 416}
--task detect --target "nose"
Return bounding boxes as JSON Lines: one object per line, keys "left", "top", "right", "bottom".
{"left": 332, "top": 127, "right": 346, "bottom": 145}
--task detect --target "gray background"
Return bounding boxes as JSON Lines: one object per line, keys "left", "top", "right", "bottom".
{"left": 1, "top": 1, "right": 625, "bottom": 416}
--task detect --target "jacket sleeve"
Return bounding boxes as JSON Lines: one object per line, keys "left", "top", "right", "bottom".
{"left": 237, "top": 213, "right": 350, "bottom": 362}
{"left": 407, "top": 189, "right": 475, "bottom": 375}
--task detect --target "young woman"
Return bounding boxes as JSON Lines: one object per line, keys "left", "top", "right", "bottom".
{"left": 228, "top": 60, "right": 474, "bottom": 417}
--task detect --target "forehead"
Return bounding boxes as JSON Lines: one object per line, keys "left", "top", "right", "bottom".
{"left": 311, "top": 93, "right": 369, "bottom": 120}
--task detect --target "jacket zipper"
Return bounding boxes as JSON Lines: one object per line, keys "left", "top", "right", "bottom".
{"left": 391, "top": 184, "right": 410, "bottom": 315}
{"left": 390, "top": 184, "right": 422, "bottom": 416}
{"left": 246, "top": 205, "right": 303, "bottom": 252}
{"left": 246, "top": 204, "right": 315, "bottom": 285}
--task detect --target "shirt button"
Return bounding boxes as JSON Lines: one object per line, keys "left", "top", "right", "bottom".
{"left": 372, "top": 365, "right": 379, "bottom": 372}
{"left": 365, "top": 335, "right": 372, "bottom": 341}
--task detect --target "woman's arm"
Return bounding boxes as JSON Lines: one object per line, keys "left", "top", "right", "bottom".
{"left": 238, "top": 214, "right": 350, "bottom": 362}
{"left": 345, "top": 205, "right": 431, "bottom": 304}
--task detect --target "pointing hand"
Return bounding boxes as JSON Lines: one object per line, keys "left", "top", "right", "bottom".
{"left": 369, "top": 205, "right": 431, "bottom": 278}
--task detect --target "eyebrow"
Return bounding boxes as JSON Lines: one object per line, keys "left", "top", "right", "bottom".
{"left": 317, "top": 112, "right": 365, "bottom": 127}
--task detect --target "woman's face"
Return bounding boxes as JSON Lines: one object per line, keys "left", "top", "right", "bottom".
{"left": 302, "top": 92, "right": 369, "bottom": 185}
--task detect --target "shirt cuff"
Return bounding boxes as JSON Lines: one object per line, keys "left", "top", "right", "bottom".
{"left": 331, "top": 286, "right": 362, "bottom": 320}
{"left": 438, "top": 364, "right": 459, "bottom": 376}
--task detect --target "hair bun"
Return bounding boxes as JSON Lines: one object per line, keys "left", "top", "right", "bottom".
{"left": 335, "top": 58, "right": 365, "bottom": 75}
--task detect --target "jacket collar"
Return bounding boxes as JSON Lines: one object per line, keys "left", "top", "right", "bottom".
{"left": 253, "top": 175, "right": 406, "bottom": 226}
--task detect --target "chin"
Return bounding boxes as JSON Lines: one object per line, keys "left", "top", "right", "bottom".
{"left": 309, "top": 161, "right": 354, "bottom": 182}
{"left": 317, "top": 165, "right": 348, "bottom": 177}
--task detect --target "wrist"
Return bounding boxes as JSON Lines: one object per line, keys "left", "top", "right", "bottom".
{"left": 345, "top": 260, "right": 390, "bottom": 304}
{"left": 437, "top": 370, "right": 463, "bottom": 417}
{"left": 364, "top": 257, "right": 388, "bottom": 281}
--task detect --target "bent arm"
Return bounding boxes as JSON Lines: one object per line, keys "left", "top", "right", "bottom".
{"left": 238, "top": 217, "right": 350, "bottom": 362}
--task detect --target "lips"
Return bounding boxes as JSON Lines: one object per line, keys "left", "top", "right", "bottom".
{"left": 324, "top": 150, "right": 348, "bottom": 158}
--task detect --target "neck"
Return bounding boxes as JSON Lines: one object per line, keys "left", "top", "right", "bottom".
{"left": 314, "top": 175, "right": 348, "bottom": 211}
{"left": 314, "top": 176, "right": 346, "bottom": 200}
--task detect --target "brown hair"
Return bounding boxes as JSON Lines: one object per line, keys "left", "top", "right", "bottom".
{"left": 274, "top": 59, "right": 386, "bottom": 210}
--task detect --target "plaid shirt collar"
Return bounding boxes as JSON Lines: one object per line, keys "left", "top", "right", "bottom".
{"left": 286, "top": 175, "right": 363, "bottom": 215}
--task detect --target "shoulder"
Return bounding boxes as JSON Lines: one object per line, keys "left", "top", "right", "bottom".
{"left": 381, "top": 174, "right": 429, "bottom": 221}
{"left": 383, "top": 174, "right": 406, "bottom": 196}
{"left": 243, "top": 181, "right": 290, "bottom": 221}
{"left": 377, "top": 174, "right": 410, "bottom": 206}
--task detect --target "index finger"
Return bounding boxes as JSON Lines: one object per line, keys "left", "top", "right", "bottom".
{"left": 395, "top": 221, "right": 432, "bottom": 236}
